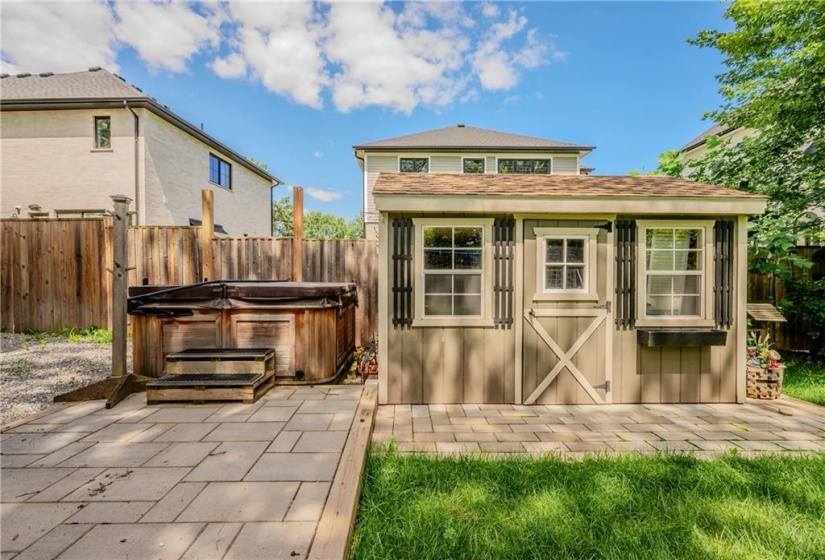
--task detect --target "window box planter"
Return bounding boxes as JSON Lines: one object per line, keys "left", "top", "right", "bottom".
{"left": 637, "top": 328, "right": 727, "bottom": 347}
{"left": 746, "top": 365, "right": 784, "bottom": 400}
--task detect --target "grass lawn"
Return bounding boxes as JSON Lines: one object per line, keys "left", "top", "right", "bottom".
{"left": 351, "top": 451, "right": 825, "bottom": 560}
{"left": 782, "top": 353, "right": 825, "bottom": 406}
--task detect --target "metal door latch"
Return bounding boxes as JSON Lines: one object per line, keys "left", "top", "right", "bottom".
{"left": 593, "top": 301, "right": 612, "bottom": 312}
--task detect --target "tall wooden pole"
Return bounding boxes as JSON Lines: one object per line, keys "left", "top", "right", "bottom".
{"left": 201, "top": 189, "right": 215, "bottom": 281}
{"left": 110, "top": 195, "right": 131, "bottom": 378}
{"left": 292, "top": 187, "right": 304, "bottom": 282}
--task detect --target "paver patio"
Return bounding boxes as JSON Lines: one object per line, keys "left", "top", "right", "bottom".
{"left": 1, "top": 384, "right": 369, "bottom": 560}
{"left": 373, "top": 397, "right": 825, "bottom": 458}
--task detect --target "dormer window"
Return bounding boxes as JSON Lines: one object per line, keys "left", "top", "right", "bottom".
{"left": 400, "top": 157, "right": 428, "bottom": 173}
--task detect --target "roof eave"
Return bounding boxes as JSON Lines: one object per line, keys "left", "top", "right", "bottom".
{"left": 353, "top": 145, "right": 594, "bottom": 154}
{"left": 1, "top": 97, "right": 282, "bottom": 185}
{"left": 373, "top": 193, "right": 767, "bottom": 216}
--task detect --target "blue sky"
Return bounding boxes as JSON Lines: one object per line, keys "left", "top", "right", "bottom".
{"left": 2, "top": 2, "right": 731, "bottom": 219}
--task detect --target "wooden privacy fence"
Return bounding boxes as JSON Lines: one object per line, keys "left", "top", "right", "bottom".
{"left": 2, "top": 219, "right": 378, "bottom": 346}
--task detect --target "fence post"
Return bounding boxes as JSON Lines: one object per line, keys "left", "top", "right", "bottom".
{"left": 201, "top": 189, "right": 215, "bottom": 281}
{"left": 293, "top": 187, "right": 304, "bottom": 282}
{"left": 110, "top": 195, "right": 131, "bottom": 378}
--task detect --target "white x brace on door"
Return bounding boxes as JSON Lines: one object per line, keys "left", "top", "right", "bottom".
{"left": 524, "top": 306, "right": 612, "bottom": 404}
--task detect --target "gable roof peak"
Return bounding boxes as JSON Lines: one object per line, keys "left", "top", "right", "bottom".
{"left": 354, "top": 124, "right": 594, "bottom": 153}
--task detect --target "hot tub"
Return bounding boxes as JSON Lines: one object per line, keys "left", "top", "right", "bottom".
{"left": 128, "top": 281, "right": 357, "bottom": 384}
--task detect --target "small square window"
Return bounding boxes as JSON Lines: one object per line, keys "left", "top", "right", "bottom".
{"left": 542, "top": 237, "right": 588, "bottom": 292}
{"left": 94, "top": 116, "right": 111, "bottom": 149}
{"left": 209, "top": 154, "right": 232, "bottom": 189}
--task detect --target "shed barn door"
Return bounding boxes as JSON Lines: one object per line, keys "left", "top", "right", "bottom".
{"left": 521, "top": 220, "right": 613, "bottom": 404}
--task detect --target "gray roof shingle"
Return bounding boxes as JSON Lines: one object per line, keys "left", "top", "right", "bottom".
{"left": 354, "top": 124, "right": 593, "bottom": 152}
{"left": 1, "top": 68, "right": 148, "bottom": 100}
{"left": 679, "top": 123, "right": 735, "bottom": 152}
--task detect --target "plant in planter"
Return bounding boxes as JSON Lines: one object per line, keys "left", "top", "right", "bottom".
{"left": 746, "top": 332, "right": 784, "bottom": 399}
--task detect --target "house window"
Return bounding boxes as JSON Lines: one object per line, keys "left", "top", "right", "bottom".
{"left": 94, "top": 116, "right": 111, "bottom": 149}
{"left": 55, "top": 209, "right": 105, "bottom": 219}
{"left": 638, "top": 221, "right": 714, "bottom": 323}
{"left": 422, "top": 225, "right": 483, "bottom": 317}
{"left": 209, "top": 154, "right": 232, "bottom": 189}
{"left": 534, "top": 227, "right": 598, "bottom": 301}
{"left": 400, "top": 157, "right": 429, "bottom": 173}
{"left": 463, "top": 158, "right": 485, "bottom": 173}
{"left": 498, "top": 159, "right": 551, "bottom": 174}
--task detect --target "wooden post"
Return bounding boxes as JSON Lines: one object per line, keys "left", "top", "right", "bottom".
{"left": 201, "top": 189, "right": 215, "bottom": 281}
{"left": 292, "top": 187, "right": 304, "bottom": 282}
{"left": 110, "top": 195, "right": 131, "bottom": 378}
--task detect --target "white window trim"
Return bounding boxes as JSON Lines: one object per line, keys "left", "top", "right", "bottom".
{"left": 412, "top": 217, "right": 495, "bottom": 328}
{"left": 533, "top": 227, "right": 599, "bottom": 302}
{"left": 397, "top": 155, "right": 431, "bottom": 173}
{"left": 636, "top": 219, "right": 715, "bottom": 327}
{"left": 461, "top": 156, "right": 487, "bottom": 174}
{"left": 495, "top": 156, "right": 554, "bottom": 175}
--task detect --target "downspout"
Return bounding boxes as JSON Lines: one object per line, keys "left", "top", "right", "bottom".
{"left": 124, "top": 101, "right": 140, "bottom": 225}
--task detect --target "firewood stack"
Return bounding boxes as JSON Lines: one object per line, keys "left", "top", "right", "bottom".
{"left": 357, "top": 337, "right": 378, "bottom": 381}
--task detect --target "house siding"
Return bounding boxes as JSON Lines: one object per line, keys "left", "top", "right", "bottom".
{"left": 0, "top": 109, "right": 138, "bottom": 217}
{"left": 142, "top": 112, "right": 272, "bottom": 236}
{"left": 364, "top": 155, "right": 397, "bottom": 235}
{"left": 553, "top": 156, "right": 578, "bottom": 175}
{"left": 431, "top": 156, "right": 461, "bottom": 173}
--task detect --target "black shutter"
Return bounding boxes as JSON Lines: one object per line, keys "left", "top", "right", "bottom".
{"left": 493, "top": 217, "right": 515, "bottom": 326}
{"left": 615, "top": 220, "right": 637, "bottom": 327}
{"left": 391, "top": 218, "right": 414, "bottom": 327}
{"left": 714, "top": 220, "right": 734, "bottom": 328}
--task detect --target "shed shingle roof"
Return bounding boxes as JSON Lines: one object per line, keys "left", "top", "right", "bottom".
{"left": 354, "top": 125, "right": 593, "bottom": 152}
{"left": 0, "top": 68, "right": 149, "bottom": 100}
{"left": 373, "top": 173, "right": 764, "bottom": 199}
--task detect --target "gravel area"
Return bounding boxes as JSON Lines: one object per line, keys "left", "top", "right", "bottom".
{"left": 0, "top": 333, "right": 132, "bottom": 425}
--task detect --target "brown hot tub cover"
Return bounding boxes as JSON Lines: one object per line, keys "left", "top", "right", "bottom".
{"left": 128, "top": 281, "right": 358, "bottom": 316}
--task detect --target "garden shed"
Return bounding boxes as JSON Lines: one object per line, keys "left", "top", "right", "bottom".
{"left": 373, "top": 173, "right": 767, "bottom": 405}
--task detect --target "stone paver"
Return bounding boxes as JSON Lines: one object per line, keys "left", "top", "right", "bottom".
{"left": 373, "top": 396, "right": 825, "bottom": 457}
{"left": 1, "top": 385, "right": 366, "bottom": 558}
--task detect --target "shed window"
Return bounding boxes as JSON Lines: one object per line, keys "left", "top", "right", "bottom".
{"left": 533, "top": 227, "right": 599, "bottom": 301}
{"left": 423, "top": 226, "right": 483, "bottom": 316}
{"left": 94, "top": 116, "right": 111, "bottom": 149}
{"left": 637, "top": 221, "right": 715, "bottom": 326}
{"left": 209, "top": 154, "right": 232, "bottom": 189}
{"left": 400, "top": 158, "right": 429, "bottom": 173}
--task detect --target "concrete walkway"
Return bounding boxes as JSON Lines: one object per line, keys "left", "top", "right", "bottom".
{"left": 1, "top": 385, "right": 369, "bottom": 560}
{"left": 373, "top": 397, "right": 825, "bottom": 458}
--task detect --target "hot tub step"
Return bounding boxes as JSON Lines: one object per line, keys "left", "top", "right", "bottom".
{"left": 146, "top": 371, "right": 275, "bottom": 405}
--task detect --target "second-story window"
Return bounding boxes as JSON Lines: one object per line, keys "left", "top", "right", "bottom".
{"left": 209, "top": 154, "right": 232, "bottom": 189}
{"left": 498, "top": 159, "right": 551, "bottom": 174}
{"left": 400, "top": 157, "right": 428, "bottom": 173}
{"left": 463, "top": 158, "right": 485, "bottom": 173}
{"left": 94, "top": 116, "right": 111, "bottom": 149}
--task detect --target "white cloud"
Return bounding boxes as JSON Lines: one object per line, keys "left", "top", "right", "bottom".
{"left": 115, "top": 1, "right": 222, "bottom": 73}
{"left": 312, "top": 151, "right": 323, "bottom": 158}
{"left": 0, "top": 1, "right": 118, "bottom": 74}
{"left": 0, "top": 1, "right": 565, "bottom": 113}
{"left": 305, "top": 187, "right": 343, "bottom": 203}
{"left": 224, "top": 2, "right": 328, "bottom": 108}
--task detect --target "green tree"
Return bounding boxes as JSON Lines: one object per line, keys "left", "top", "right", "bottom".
{"left": 686, "top": 0, "right": 825, "bottom": 357}
{"left": 272, "top": 196, "right": 365, "bottom": 239}
{"left": 629, "top": 149, "right": 685, "bottom": 177}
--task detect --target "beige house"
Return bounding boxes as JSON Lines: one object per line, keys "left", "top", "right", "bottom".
{"left": 374, "top": 170, "right": 767, "bottom": 405}
{"left": 353, "top": 125, "right": 595, "bottom": 239}
{"left": 1, "top": 68, "right": 281, "bottom": 236}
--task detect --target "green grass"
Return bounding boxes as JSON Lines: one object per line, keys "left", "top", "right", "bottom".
{"left": 783, "top": 354, "right": 825, "bottom": 406}
{"left": 25, "top": 326, "right": 113, "bottom": 345}
{"left": 351, "top": 451, "right": 825, "bottom": 560}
